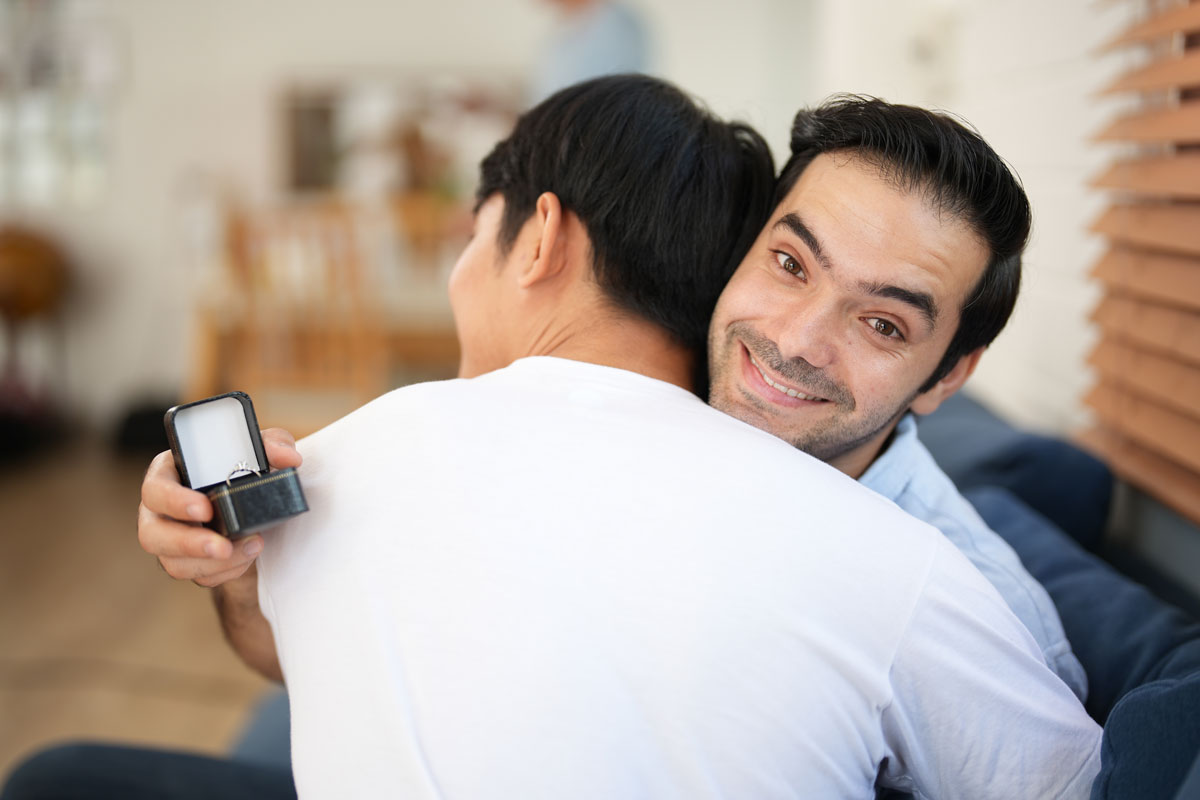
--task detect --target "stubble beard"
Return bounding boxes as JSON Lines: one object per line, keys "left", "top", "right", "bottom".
{"left": 708, "top": 322, "right": 916, "bottom": 464}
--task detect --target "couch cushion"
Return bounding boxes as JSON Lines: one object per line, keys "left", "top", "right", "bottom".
{"left": 1090, "top": 678, "right": 1200, "bottom": 800}
{"left": 918, "top": 393, "right": 1112, "bottom": 550}
{"left": 964, "top": 486, "right": 1200, "bottom": 725}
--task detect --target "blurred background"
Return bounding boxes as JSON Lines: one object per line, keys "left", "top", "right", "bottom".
{"left": 1, "top": 0, "right": 1198, "bottom": 781}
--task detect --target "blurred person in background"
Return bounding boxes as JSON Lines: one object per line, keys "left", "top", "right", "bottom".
{"left": 528, "top": 0, "right": 652, "bottom": 104}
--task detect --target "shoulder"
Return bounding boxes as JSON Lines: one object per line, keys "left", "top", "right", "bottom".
{"left": 282, "top": 376, "right": 470, "bottom": 488}
{"left": 869, "top": 421, "right": 1086, "bottom": 675}
{"left": 881, "top": 540, "right": 1101, "bottom": 796}
{"left": 865, "top": 421, "right": 1013, "bottom": 558}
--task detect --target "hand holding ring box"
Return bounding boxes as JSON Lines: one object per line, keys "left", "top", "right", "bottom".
{"left": 164, "top": 392, "right": 308, "bottom": 538}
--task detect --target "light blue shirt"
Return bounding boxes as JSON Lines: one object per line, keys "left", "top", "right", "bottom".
{"left": 529, "top": 1, "right": 651, "bottom": 105}
{"left": 860, "top": 414, "right": 1089, "bottom": 701}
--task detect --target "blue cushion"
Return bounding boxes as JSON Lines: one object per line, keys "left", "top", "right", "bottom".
{"left": 918, "top": 394, "right": 1113, "bottom": 551}
{"left": 964, "top": 486, "right": 1200, "bottom": 725}
{"left": 1172, "top": 749, "right": 1200, "bottom": 800}
{"left": 1090, "top": 678, "right": 1200, "bottom": 800}
{"left": 965, "top": 487, "right": 1200, "bottom": 798}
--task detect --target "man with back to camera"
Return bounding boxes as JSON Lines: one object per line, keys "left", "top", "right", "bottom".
{"left": 118, "top": 76, "right": 1101, "bottom": 798}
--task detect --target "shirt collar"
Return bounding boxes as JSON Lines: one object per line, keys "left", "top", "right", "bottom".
{"left": 858, "top": 413, "right": 921, "bottom": 499}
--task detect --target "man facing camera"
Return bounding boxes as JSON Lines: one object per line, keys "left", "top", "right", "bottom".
{"left": 123, "top": 76, "right": 1098, "bottom": 799}
{"left": 707, "top": 97, "right": 1087, "bottom": 701}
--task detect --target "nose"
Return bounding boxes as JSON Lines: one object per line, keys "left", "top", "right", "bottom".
{"left": 775, "top": 297, "right": 840, "bottom": 370}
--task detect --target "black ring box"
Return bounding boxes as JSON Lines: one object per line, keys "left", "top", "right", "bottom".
{"left": 163, "top": 392, "right": 308, "bottom": 538}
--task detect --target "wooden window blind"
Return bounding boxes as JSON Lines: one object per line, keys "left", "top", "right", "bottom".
{"left": 1080, "top": 0, "right": 1200, "bottom": 524}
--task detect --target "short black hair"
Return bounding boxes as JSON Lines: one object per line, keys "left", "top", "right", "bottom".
{"left": 775, "top": 95, "right": 1030, "bottom": 393}
{"left": 476, "top": 74, "right": 775, "bottom": 356}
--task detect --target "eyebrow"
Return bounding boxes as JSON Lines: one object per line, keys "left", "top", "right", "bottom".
{"left": 858, "top": 281, "right": 939, "bottom": 330}
{"left": 773, "top": 212, "right": 939, "bottom": 330}
{"left": 774, "top": 213, "right": 832, "bottom": 273}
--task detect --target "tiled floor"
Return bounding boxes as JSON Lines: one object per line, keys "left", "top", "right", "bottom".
{"left": 0, "top": 438, "right": 271, "bottom": 782}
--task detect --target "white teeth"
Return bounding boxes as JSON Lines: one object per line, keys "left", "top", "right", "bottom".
{"left": 750, "top": 355, "right": 822, "bottom": 402}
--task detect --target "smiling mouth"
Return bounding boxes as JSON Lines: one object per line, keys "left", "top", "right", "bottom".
{"left": 746, "top": 349, "right": 829, "bottom": 403}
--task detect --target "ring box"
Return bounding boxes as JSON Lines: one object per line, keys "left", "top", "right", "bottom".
{"left": 163, "top": 392, "right": 308, "bottom": 538}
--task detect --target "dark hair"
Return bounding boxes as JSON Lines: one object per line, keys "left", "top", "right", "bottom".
{"left": 775, "top": 95, "right": 1030, "bottom": 392}
{"left": 476, "top": 74, "right": 774, "bottom": 356}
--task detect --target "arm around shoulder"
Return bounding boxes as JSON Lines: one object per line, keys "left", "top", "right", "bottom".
{"left": 878, "top": 545, "right": 1102, "bottom": 798}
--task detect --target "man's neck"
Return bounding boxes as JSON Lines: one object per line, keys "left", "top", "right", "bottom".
{"left": 521, "top": 307, "right": 697, "bottom": 393}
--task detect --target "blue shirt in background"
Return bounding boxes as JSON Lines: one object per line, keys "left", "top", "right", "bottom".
{"left": 530, "top": 1, "right": 651, "bottom": 105}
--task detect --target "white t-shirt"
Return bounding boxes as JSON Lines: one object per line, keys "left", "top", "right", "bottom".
{"left": 258, "top": 357, "right": 1101, "bottom": 799}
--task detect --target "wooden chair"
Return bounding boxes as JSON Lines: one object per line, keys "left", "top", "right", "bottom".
{"left": 189, "top": 202, "right": 390, "bottom": 438}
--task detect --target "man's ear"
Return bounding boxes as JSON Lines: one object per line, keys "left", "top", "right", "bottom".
{"left": 517, "top": 192, "right": 567, "bottom": 289}
{"left": 910, "top": 347, "right": 984, "bottom": 416}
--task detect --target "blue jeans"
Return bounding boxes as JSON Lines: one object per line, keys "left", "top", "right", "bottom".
{"left": 1, "top": 743, "right": 295, "bottom": 800}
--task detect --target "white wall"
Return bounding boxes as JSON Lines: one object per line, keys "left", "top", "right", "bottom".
{"left": 952, "top": 0, "right": 1136, "bottom": 434}
{"left": 644, "top": 0, "right": 819, "bottom": 165}
{"left": 808, "top": 0, "right": 964, "bottom": 108}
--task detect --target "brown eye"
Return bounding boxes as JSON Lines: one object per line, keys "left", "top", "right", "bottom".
{"left": 774, "top": 251, "right": 804, "bottom": 277}
{"left": 869, "top": 318, "right": 902, "bottom": 340}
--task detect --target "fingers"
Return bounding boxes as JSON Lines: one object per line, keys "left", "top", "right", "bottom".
{"left": 138, "top": 501, "right": 231, "bottom": 560}
{"left": 141, "top": 427, "right": 300, "bottom": 523}
{"left": 139, "top": 497, "right": 266, "bottom": 588}
{"left": 141, "top": 450, "right": 212, "bottom": 523}
{"left": 191, "top": 557, "right": 258, "bottom": 588}
{"left": 262, "top": 428, "right": 302, "bottom": 470}
{"left": 137, "top": 429, "right": 293, "bottom": 590}
{"left": 138, "top": 450, "right": 224, "bottom": 563}
{"left": 159, "top": 535, "right": 265, "bottom": 586}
